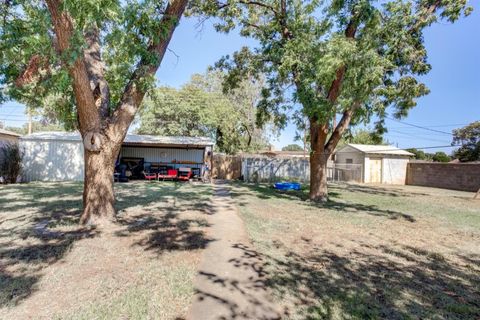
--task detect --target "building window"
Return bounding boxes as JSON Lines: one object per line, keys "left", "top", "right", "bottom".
{"left": 346, "top": 158, "right": 353, "bottom": 164}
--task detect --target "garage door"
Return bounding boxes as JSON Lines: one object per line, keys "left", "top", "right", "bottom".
{"left": 369, "top": 158, "right": 382, "bottom": 183}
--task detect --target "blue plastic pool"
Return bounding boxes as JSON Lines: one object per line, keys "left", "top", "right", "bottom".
{"left": 274, "top": 182, "right": 301, "bottom": 191}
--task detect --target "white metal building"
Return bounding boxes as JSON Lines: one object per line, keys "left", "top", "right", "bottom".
{"left": 335, "top": 144, "right": 413, "bottom": 184}
{"left": 20, "top": 131, "right": 214, "bottom": 182}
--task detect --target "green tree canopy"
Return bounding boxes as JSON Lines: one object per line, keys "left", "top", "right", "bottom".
{"left": 345, "top": 128, "right": 388, "bottom": 145}
{"left": 196, "top": 0, "right": 471, "bottom": 200}
{"left": 0, "top": 0, "right": 196, "bottom": 224}
{"left": 453, "top": 121, "right": 480, "bottom": 162}
{"left": 406, "top": 148, "right": 429, "bottom": 160}
{"left": 137, "top": 71, "right": 271, "bottom": 154}
{"left": 282, "top": 144, "right": 303, "bottom": 151}
{"left": 3, "top": 121, "right": 65, "bottom": 135}
{"left": 432, "top": 151, "right": 450, "bottom": 163}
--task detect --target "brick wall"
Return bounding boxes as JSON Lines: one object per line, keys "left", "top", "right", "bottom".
{"left": 406, "top": 163, "right": 480, "bottom": 192}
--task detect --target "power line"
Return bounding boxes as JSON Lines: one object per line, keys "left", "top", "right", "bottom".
{"left": 0, "top": 118, "right": 28, "bottom": 123}
{"left": 386, "top": 130, "right": 452, "bottom": 143}
{"left": 336, "top": 145, "right": 457, "bottom": 155}
{"left": 0, "top": 114, "right": 29, "bottom": 119}
{"left": 387, "top": 123, "right": 469, "bottom": 129}
{"left": 385, "top": 116, "right": 453, "bottom": 135}
{"left": 409, "top": 145, "right": 457, "bottom": 150}
{"left": 386, "top": 135, "right": 450, "bottom": 144}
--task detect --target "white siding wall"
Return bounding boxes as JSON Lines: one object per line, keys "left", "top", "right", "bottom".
{"left": 365, "top": 155, "right": 409, "bottom": 184}
{"left": 364, "top": 156, "right": 371, "bottom": 183}
{"left": 120, "top": 146, "right": 204, "bottom": 164}
{"left": 21, "top": 139, "right": 85, "bottom": 182}
{"left": 382, "top": 156, "right": 409, "bottom": 184}
{"left": 20, "top": 141, "right": 208, "bottom": 182}
{"left": 335, "top": 146, "right": 365, "bottom": 165}
{"left": 335, "top": 146, "right": 366, "bottom": 182}
{"left": 336, "top": 147, "right": 409, "bottom": 184}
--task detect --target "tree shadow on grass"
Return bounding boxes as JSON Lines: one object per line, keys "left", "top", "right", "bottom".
{"left": 336, "top": 184, "right": 429, "bottom": 198}
{"left": 230, "top": 182, "right": 416, "bottom": 222}
{"left": 115, "top": 210, "right": 213, "bottom": 253}
{"left": 114, "top": 182, "right": 215, "bottom": 254}
{"left": 0, "top": 181, "right": 213, "bottom": 307}
{"left": 0, "top": 183, "right": 94, "bottom": 307}
{"left": 0, "top": 227, "right": 98, "bottom": 307}
{"left": 191, "top": 243, "right": 283, "bottom": 320}
{"left": 230, "top": 241, "right": 480, "bottom": 319}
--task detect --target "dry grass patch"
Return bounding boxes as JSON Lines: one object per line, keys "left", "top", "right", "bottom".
{"left": 0, "top": 181, "right": 213, "bottom": 320}
{"left": 230, "top": 182, "right": 480, "bottom": 320}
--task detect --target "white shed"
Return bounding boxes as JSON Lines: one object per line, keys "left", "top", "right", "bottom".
{"left": 335, "top": 144, "right": 413, "bottom": 184}
{"left": 20, "top": 131, "right": 214, "bottom": 182}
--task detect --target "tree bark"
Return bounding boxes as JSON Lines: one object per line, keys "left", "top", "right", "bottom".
{"left": 309, "top": 119, "right": 329, "bottom": 201}
{"left": 45, "top": 0, "right": 188, "bottom": 225}
{"left": 80, "top": 145, "right": 119, "bottom": 225}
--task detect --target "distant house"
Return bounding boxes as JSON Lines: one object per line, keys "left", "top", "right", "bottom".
{"left": 335, "top": 144, "right": 413, "bottom": 184}
{"left": 0, "top": 128, "right": 21, "bottom": 148}
{"left": 258, "top": 150, "right": 308, "bottom": 158}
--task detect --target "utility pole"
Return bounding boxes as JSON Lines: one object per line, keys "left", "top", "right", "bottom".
{"left": 28, "top": 109, "right": 32, "bottom": 134}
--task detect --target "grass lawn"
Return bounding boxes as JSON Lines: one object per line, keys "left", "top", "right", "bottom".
{"left": 0, "top": 181, "right": 212, "bottom": 320}
{"left": 230, "top": 182, "right": 480, "bottom": 320}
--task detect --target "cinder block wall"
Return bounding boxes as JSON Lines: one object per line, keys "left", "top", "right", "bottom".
{"left": 406, "top": 163, "right": 480, "bottom": 192}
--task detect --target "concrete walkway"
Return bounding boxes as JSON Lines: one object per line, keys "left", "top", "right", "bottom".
{"left": 187, "top": 182, "right": 282, "bottom": 320}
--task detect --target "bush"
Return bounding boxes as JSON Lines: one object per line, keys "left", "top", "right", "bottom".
{"left": 0, "top": 143, "right": 23, "bottom": 184}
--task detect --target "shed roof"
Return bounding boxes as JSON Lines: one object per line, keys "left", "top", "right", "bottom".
{"left": 0, "top": 128, "right": 21, "bottom": 137}
{"left": 337, "top": 144, "right": 414, "bottom": 156}
{"left": 21, "top": 131, "right": 214, "bottom": 147}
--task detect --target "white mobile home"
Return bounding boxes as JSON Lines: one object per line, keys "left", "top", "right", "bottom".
{"left": 20, "top": 132, "right": 214, "bottom": 182}
{"left": 335, "top": 144, "right": 413, "bottom": 184}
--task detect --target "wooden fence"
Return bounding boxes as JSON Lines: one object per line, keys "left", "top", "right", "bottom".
{"left": 212, "top": 154, "right": 242, "bottom": 180}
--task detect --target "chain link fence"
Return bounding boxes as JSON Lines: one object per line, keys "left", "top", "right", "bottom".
{"left": 242, "top": 157, "right": 362, "bottom": 183}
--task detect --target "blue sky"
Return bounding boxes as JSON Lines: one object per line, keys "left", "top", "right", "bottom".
{"left": 1, "top": 3, "right": 479, "bottom": 154}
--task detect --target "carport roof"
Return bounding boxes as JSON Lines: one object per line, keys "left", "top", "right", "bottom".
{"left": 338, "top": 144, "right": 414, "bottom": 156}
{"left": 21, "top": 131, "right": 214, "bottom": 147}
{"left": 0, "top": 128, "right": 21, "bottom": 137}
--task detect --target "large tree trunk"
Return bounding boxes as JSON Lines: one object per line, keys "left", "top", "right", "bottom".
{"left": 309, "top": 147, "right": 329, "bottom": 202}
{"left": 80, "top": 138, "right": 121, "bottom": 225}
{"left": 309, "top": 119, "right": 329, "bottom": 202}
{"left": 44, "top": 0, "right": 188, "bottom": 226}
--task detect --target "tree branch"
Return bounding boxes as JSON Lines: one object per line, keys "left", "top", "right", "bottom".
{"left": 84, "top": 26, "right": 110, "bottom": 118}
{"left": 325, "top": 101, "right": 361, "bottom": 153}
{"left": 325, "top": 18, "right": 358, "bottom": 103}
{"left": 238, "top": 0, "right": 279, "bottom": 16}
{"left": 45, "top": 0, "right": 100, "bottom": 133}
{"left": 217, "top": 0, "right": 280, "bottom": 19}
{"left": 410, "top": 0, "right": 442, "bottom": 33}
{"left": 109, "top": 0, "right": 188, "bottom": 142}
